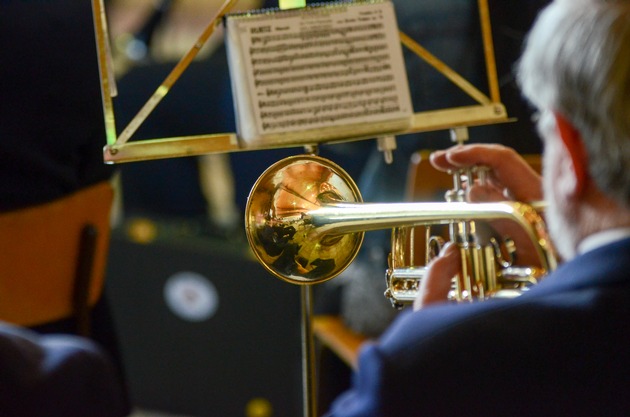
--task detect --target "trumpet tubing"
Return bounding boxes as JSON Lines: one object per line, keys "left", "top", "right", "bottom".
{"left": 245, "top": 154, "right": 556, "bottom": 306}
{"left": 385, "top": 224, "right": 549, "bottom": 308}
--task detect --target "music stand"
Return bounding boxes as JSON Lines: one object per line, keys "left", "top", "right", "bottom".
{"left": 90, "top": 1, "right": 509, "bottom": 416}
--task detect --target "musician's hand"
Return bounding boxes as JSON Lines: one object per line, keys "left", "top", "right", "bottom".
{"left": 413, "top": 243, "right": 460, "bottom": 310}
{"left": 430, "top": 144, "right": 546, "bottom": 268}
{"left": 429, "top": 144, "right": 543, "bottom": 203}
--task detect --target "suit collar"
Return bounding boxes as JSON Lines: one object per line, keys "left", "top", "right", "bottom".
{"left": 525, "top": 236, "right": 630, "bottom": 297}
{"left": 578, "top": 227, "right": 630, "bottom": 254}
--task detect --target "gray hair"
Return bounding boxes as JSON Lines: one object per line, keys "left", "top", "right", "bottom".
{"left": 517, "top": 0, "right": 630, "bottom": 207}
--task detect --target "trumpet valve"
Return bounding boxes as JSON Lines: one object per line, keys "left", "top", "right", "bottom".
{"left": 385, "top": 267, "right": 424, "bottom": 309}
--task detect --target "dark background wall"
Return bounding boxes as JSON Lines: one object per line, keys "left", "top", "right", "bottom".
{"left": 106, "top": 222, "right": 303, "bottom": 416}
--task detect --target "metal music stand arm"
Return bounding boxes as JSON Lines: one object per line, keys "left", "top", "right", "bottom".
{"left": 91, "top": 0, "right": 240, "bottom": 150}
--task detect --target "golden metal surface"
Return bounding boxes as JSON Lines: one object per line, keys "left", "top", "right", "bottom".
{"left": 245, "top": 155, "right": 365, "bottom": 285}
{"left": 103, "top": 133, "right": 240, "bottom": 163}
{"left": 245, "top": 155, "right": 556, "bottom": 288}
{"left": 102, "top": 105, "right": 510, "bottom": 164}
{"left": 399, "top": 32, "right": 491, "bottom": 105}
{"left": 478, "top": 0, "right": 500, "bottom": 103}
{"left": 92, "top": 0, "right": 118, "bottom": 146}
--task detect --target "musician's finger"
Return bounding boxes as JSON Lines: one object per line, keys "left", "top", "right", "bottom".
{"left": 430, "top": 144, "right": 543, "bottom": 202}
{"left": 467, "top": 183, "right": 506, "bottom": 202}
{"left": 413, "top": 242, "right": 460, "bottom": 310}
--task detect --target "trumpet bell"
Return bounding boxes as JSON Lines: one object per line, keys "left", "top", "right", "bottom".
{"left": 245, "top": 155, "right": 364, "bottom": 285}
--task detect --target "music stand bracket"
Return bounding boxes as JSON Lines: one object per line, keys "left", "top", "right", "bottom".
{"left": 92, "top": 0, "right": 508, "bottom": 165}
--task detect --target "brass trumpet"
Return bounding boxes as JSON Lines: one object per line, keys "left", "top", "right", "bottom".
{"left": 245, "top": 154, "right": 556, "bottom": 307}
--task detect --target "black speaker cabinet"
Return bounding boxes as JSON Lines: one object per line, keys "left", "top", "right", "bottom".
{"left": 105, "top": 219, "right": 303, "bottom": 417}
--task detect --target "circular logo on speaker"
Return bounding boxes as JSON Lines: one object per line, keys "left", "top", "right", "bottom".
{"left": 163, "top": 271, "right": 219, "bottom": 322}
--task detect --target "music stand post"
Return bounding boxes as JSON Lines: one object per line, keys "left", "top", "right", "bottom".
{"left": 301, "top": 285, "right": 317, "bottom": 417}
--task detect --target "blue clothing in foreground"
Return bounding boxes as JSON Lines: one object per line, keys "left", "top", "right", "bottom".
{"left": 326, "top": 237, "right": 630, "bottom": 417}
{"left": 0, "top": 324, "right": 128, "bottom": 417}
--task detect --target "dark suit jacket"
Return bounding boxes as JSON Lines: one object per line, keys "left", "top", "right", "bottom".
{"left": 0, "top": 323, "right": 128, "bottom": 417}
{"left": 327, "top": 237, "right": 630, "bottom": 416}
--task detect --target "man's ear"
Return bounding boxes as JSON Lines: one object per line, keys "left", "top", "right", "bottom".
{"left": 553, "top": 112, "right": 588, "bottom": 196}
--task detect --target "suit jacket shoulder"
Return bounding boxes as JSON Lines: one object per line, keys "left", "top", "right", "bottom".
{"left": 328, "top": 238, "right": 630, "bottom": 417}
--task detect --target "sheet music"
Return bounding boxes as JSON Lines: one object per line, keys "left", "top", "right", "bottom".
{"left": 225, "top": 0, "right": 412, "bottom": 145}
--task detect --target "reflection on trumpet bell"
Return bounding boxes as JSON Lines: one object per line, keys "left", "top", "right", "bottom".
{"left": 245, "top": 155, "right": 365, "bottom": 284}
{"left": 245, "top": 154, "right": 557, "bottom": 305}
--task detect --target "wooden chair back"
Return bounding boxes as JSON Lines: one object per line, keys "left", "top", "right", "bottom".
{"left": 0, "top": 181, "right": 113, "bottom": 332}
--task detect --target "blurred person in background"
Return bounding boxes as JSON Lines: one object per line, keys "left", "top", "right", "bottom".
{"left": 0, "top": 0, "right": 130, "bottom": 413}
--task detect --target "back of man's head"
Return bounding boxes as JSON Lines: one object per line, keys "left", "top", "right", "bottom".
{"left": 517, "top": 0, "right": 630, "bottom": 207}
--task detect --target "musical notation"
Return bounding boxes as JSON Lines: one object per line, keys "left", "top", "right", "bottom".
{"left": 225, "top": 0, "right": 412, "bottom": 145}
